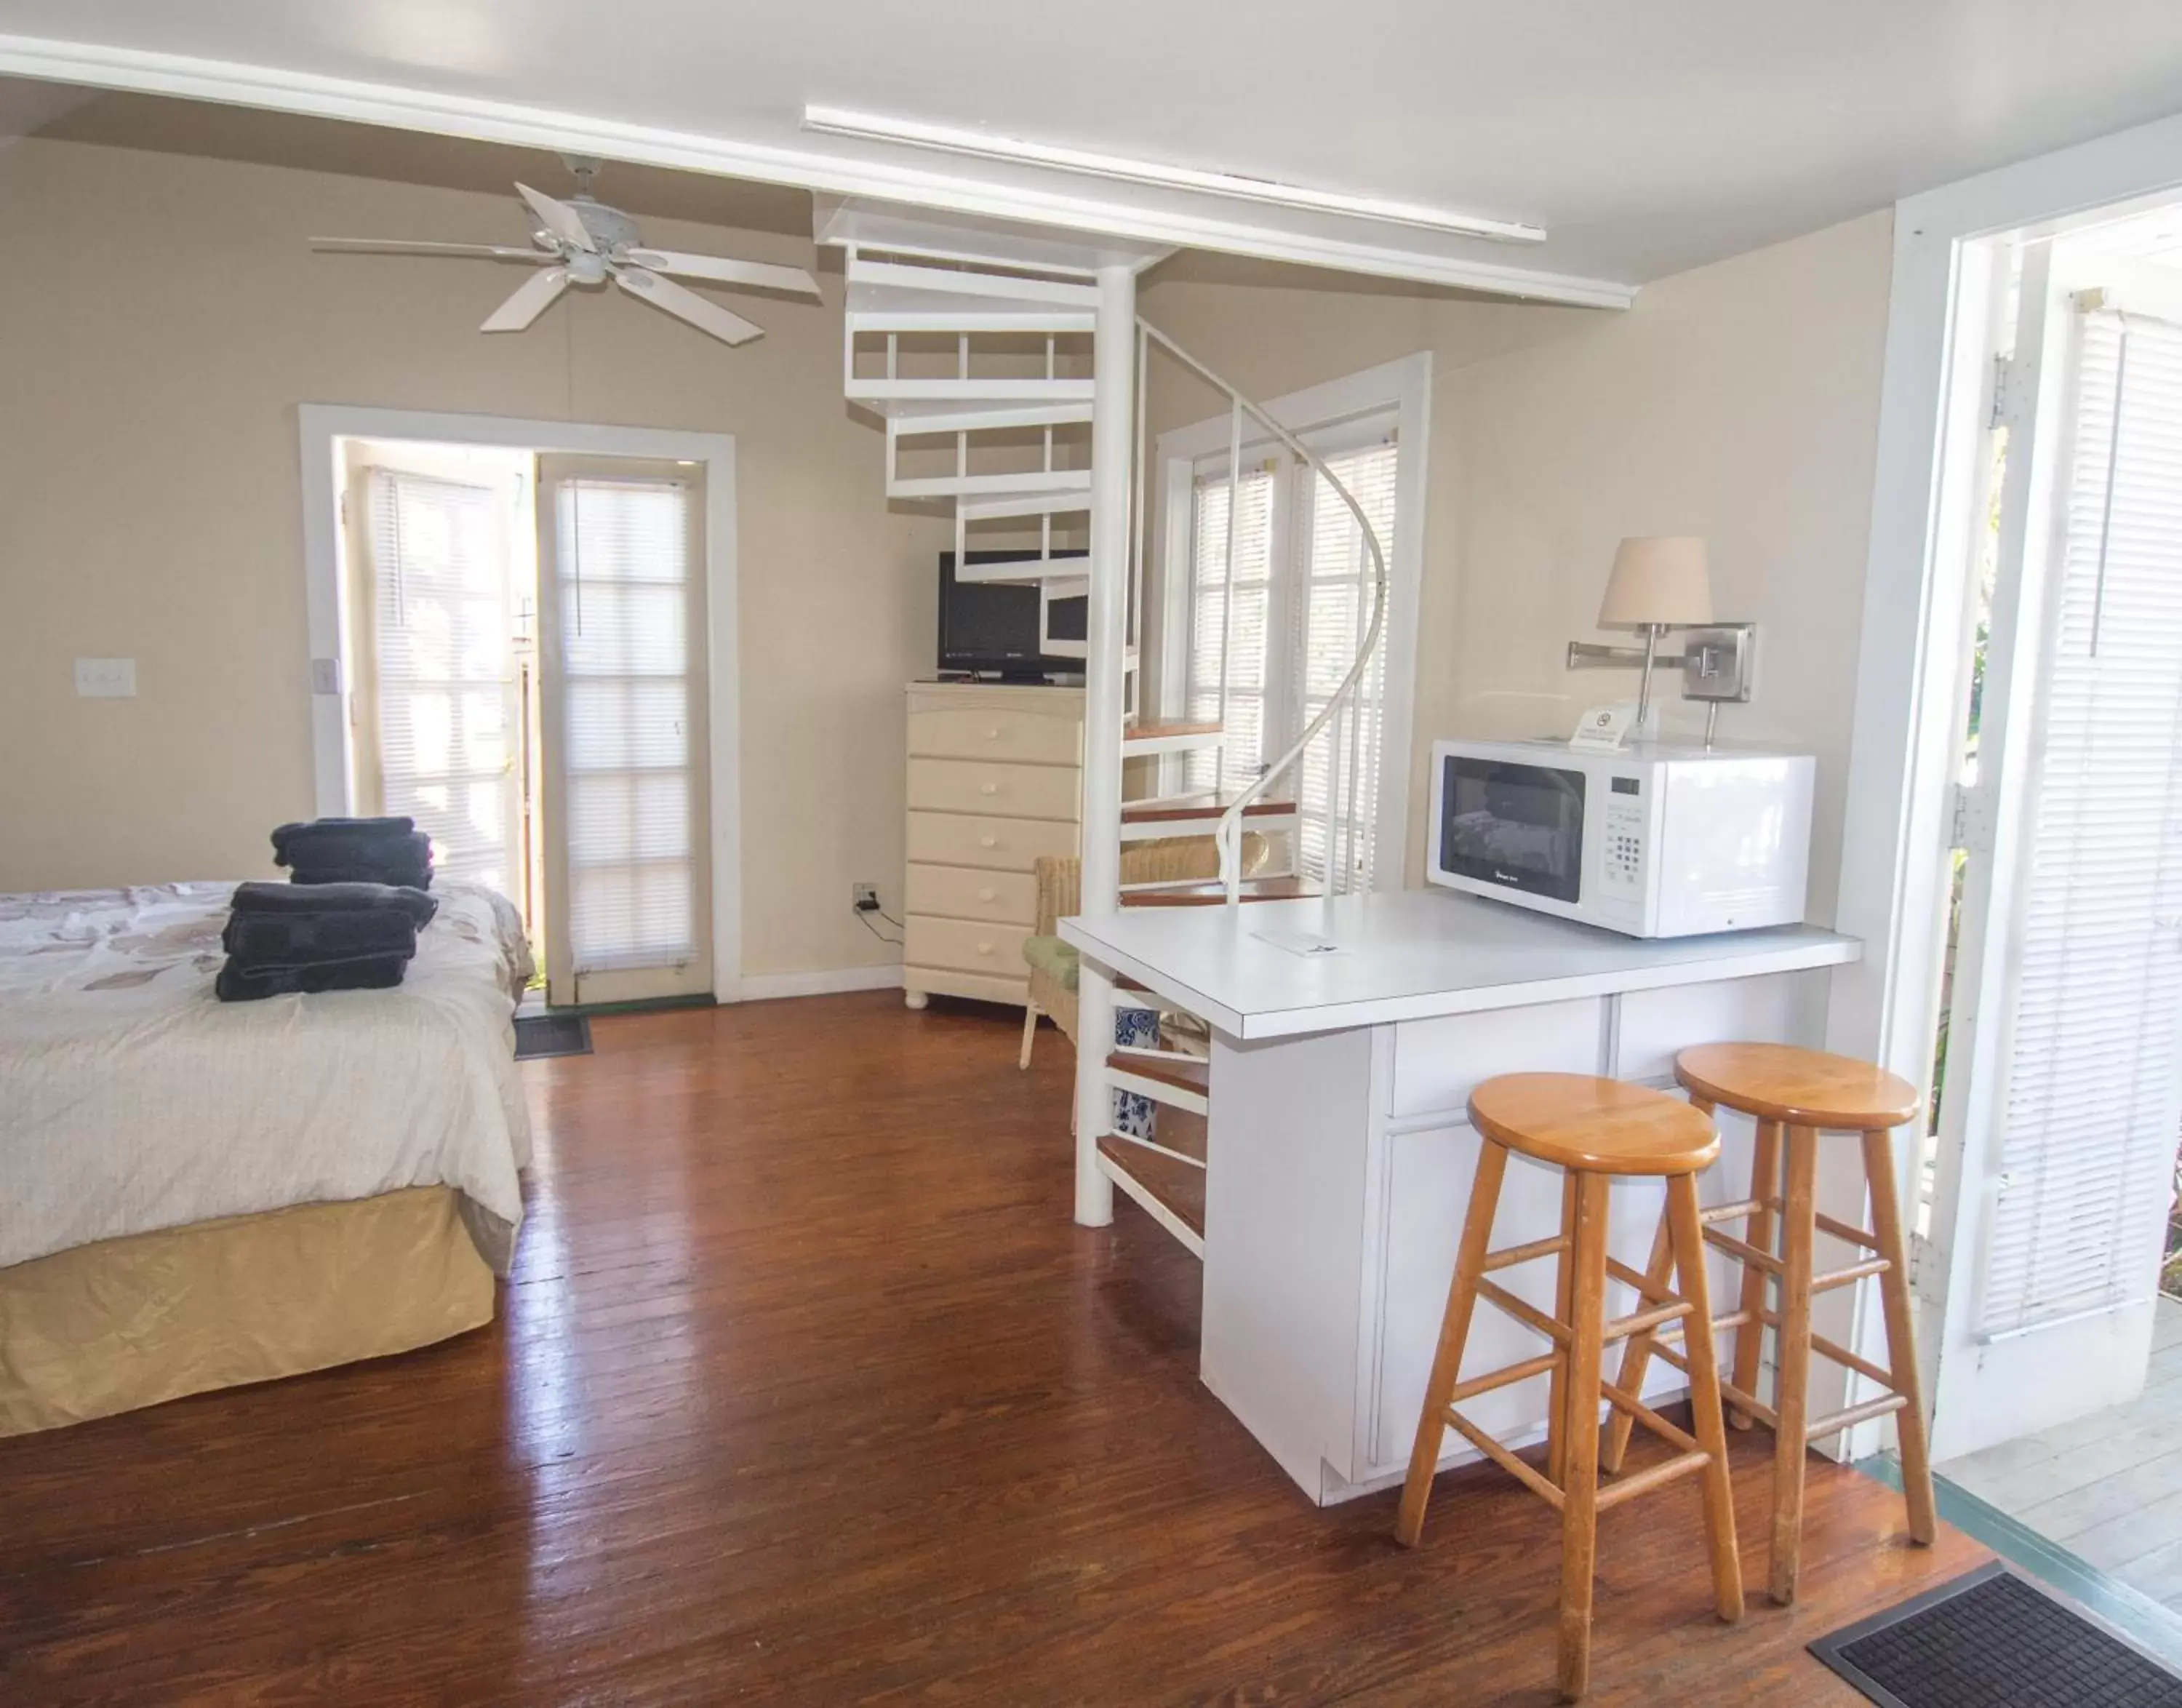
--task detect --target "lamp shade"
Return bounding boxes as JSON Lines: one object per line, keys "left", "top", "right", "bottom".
{"left": 1597, "top": 535, "right": 1713, "bottom": 628}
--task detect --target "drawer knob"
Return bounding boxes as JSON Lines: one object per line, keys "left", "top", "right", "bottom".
{"left": 985, "top": 727, "right": 1001, "bottom": 740}
{"left": 978, "top": 887, "right": 996, "bottom": 902}
{"left": 977, "top": 941, "right": 994, "bottom": 955}
{"left": 980, "top": 782, "right": 1000, "bottom": 796}
{"left": 979, "top": 835, "right": 997, "bottom": 849}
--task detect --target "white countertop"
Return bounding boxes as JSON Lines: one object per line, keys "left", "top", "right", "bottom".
{"left": 1059, "top": 888, "right": 1860, "bottom": 1040}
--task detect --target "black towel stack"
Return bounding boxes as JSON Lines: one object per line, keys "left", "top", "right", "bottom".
{"left": 273, "top": 816, "right": 434, "bottom": 890}
{"left": 215, "top": 879, "right": 439, "bottom": 1002}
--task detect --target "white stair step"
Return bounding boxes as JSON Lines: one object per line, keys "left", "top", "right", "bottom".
{"left": 1119, "top": 721, "right": 1225, "bottom": 757}
{"left": 1119, "top": 796, "right": 1298, "bottom": 842}
{"left": 845, "top": 377, "right": 1096, "bottom": 407}
{"left": 884, "top": 400, "right": 1095, "bottom": 436}
{"left": 951, "top": 556, "right": 1087, "bottom": 586}
{"left": 847, "top": 255, "right": 1099, "bottom": 310}
{"left": 1106, "top": 1049, "right": 1210, "bottom": 1116}
{"left": 1094, "top": 1136, "right": 1205, "bottom": 1256}
{"left": 890, "top": 468, "right": 1092, "bottom": 503}
{"left": 957, "top": 487, "right": 1093, "bottom": 523}
{"left": 846, "top": 303, "right": 1095, "bottom": 335}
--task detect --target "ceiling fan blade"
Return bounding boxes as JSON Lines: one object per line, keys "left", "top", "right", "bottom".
{"left": 311, "top": 237, "right": 554, "bottom": 262}
{"left": 515, "top": 181, "right": 596, "bottom": 252}
{"left": 481, "top": 266, "right": 570, "bottom": 332}
{"left": 615, "top": 268, "right": 764, "bottom": 346}
{"left": 626, "top": 250, "right": 822, "bottom": 298}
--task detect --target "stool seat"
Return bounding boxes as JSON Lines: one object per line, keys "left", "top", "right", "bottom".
{"left": 1677, "top": 1042, "right": 1920, "bottom": 1130}
{"left": 1468, "top": 1074, "right": 1720, "bottom": 1176}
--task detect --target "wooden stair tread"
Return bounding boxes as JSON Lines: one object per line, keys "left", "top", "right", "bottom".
{"left": 1106, "top": 1050, "right": 1210, "bottom": 1095}
{"left": 1095, "top": 1135, "right": 1207, "bottom": 1240}
{"left": 1122, "top": 877, "right": 1319, "bottom": 907}
{"left": 1121, "top": 796, "right": 1294, "bottom": 823}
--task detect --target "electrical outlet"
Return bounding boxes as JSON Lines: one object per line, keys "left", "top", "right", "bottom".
{"left": 852, "top": 883, "right": 881, "bottom": 913}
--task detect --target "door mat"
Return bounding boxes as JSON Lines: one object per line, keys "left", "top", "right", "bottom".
{"left": 513, "top": 1013, "right": 591, "bottom": 1061}
{"left": 1810, "top": 1562, "right": 2182, "bottom": 1707}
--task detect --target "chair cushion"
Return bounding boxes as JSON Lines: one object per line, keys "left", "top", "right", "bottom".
{"left": 1021, "top": 934, "right": 1079, "bottom": 993}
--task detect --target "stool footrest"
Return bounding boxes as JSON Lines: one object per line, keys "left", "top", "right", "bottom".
{"left": 1443, "top": 1404, "right": 1564, "bottom": 1511}
{"left": 1807, "top": 1392, "right": 1908, "bottom": 1441}
{"left": 1605, "top": 1256, "right": 1679, "bottom": 1306}
{"left": 1814, "top": 1256, "right": 1892, "bottom": 1293}
{"left": 1717, "top": 1378, "right": 1779, "bottom": 1429}
{"left": 1477, "top": 1279, "right": 1572, "bottom": 1346}
{"left": 1699, "top": 1197, "right": 1766, "bottom": 1226}
{"left": 1603, "top": 1298, "right": 1693, "bottom": 1345}
{"left": 1595, "top": 1448, "right": 1711, "bottom": 1512}
{"left": 1483, "top": 1233, "right": 1572, "bottom": 1274}
{"left": 1447, "top": 1349, "right": 1562, "bottom": 1406}
{"left": 1703, "top": 1226, "right": 1781, "bottom": 1277}
{"left": 1600, "top": 1377, "right": 1699, "bottom": 1456}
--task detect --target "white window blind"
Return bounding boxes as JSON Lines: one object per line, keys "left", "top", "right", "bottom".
{"left": 1976, "top": 308, "right": 2182, "bottom": 1338}
{"left": 1184, "top": 465, "right": 1275, "bottom": 794}
{"left": 550, "top": 476, "right": 701, "bottom": 975}
{"left": 364, "top": 468, "right": 516, "bottom": 893}
{"left": 1295, "top": 440, "right": 1399, "bottom": 889}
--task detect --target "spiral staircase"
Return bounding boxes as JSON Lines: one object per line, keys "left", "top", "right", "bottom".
{"left": 824, "top": 199, "right": 1389, "bottom": 1250}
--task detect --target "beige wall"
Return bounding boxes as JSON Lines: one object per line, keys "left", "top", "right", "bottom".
{"left": 1138, "top": 211, "right": 1895, "bottom": 920}
{"left": 0, "top": 137, "right": 944, "bottom": 978}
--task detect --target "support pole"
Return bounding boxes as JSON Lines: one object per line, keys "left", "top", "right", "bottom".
{"left": 1074, "top": 263, "right": 1136, "bottom": 1227}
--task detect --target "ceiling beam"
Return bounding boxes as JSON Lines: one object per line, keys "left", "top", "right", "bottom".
{"left": 0, "top": 33, "right": 1637, "bottom": 309}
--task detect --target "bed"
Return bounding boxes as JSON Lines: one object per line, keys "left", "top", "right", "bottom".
{"left": 0, "top": 880, "right": 534, "bottom": 1435}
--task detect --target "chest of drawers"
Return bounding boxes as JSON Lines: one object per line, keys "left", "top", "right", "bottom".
{"left": 903, "top": 682, "right": 1084, "bottom": 1010}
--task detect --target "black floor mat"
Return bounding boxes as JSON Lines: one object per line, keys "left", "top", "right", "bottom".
{"left": 513, "top": 1013, "right": 591, "bottom": 1061}
{"left": 1810, "top": 1563, "right": 2182, "bottom": 1708}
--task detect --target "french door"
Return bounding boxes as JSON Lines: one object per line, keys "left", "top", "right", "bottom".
{"left": 346, "top": 444, "right": 524, "bottom": 901}
{"left": 1920, "top": 239, "right": 2182, "bottom": 1460}
{"left": 535, "top": 454, "right": 713, "bottom": 1006}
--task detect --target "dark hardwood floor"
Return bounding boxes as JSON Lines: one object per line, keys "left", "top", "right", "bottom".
{"left": 0, "top": 994, "right": 1987, "bottom": 1704}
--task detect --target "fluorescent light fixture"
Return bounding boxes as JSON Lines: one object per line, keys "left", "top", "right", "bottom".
{"left": 802, "top": 105, "right": 1546, "bottom": 245}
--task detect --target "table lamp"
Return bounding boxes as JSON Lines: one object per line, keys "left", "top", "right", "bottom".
{"left": 1596, "top": 536, "right": 1713, "bottom": 733}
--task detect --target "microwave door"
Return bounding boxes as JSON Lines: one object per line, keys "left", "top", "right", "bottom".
{"left": 1439, "top": 758, "right": 1586, "bottom": 903}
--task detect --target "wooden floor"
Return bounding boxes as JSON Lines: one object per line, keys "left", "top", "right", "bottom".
{"left": 1, "top": 995, "right": 1987, "bottom": 1704}
{"left": 1939, "top": 1296, "right": 2182, "bottom": 1611}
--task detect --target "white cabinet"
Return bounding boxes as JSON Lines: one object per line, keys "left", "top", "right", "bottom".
{"left": 903, "top": 682, "right": 1082, "bottom": 1010}
{"left": 1202, "top": 969, "right": 1830, "bottom": 1504}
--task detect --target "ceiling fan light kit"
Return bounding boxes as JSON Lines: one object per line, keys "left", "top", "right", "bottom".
{"left": 311, "top": 163, "right": 821, "bottom": 347}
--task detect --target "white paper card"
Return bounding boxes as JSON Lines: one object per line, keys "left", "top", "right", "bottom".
{"left": 1251, "top": 927, "right": 1346, "bottom": 957}
{"left": 1569, "top": 703, "right": 1636, "bottom": 751}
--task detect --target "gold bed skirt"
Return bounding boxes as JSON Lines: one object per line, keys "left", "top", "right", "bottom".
{"left": 0, "top": 1186, "right": 497, "bottom": 1437}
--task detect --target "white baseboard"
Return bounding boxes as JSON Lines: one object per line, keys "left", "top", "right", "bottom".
{"left": 725, "top": 963, "right": 905, "bottom": 1003}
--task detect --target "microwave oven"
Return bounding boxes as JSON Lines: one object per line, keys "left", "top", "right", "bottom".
{"left": 1425, "top": 738, "right": 1815, "bottom": 938}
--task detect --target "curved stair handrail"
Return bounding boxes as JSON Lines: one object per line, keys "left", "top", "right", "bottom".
{"left": 1136, "top": 320, "right": 1391, "bottom": 904}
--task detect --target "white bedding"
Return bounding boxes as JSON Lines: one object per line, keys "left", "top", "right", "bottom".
{"left": 0, "top": 882, "right": 535, "bottom": 1272}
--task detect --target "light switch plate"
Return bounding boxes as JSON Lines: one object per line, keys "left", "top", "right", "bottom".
{"left": 74, "top": 657, "right": 137, "bottom": 698}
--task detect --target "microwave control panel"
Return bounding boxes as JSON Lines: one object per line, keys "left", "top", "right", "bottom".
{"left": 1599, "top": 796, "right": 1646, "bottom": 897}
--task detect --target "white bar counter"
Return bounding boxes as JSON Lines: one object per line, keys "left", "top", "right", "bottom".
{"left": 1060, "top": 889, "right": 1858, "bottom": 1505}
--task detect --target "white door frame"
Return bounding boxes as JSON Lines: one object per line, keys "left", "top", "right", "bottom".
{"left": 1153, "top": 351, "right": 1433, "bottom": 885}
{"left": 1825, "top": 110, "right": 2182, "bottom": 1459}
{"left": 296, "top": 404, "right": 744, "bottom": 1003}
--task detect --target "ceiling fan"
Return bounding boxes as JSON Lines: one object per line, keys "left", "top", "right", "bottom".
{"left": 309, "top": 159, "right": 821, "bottom": 346}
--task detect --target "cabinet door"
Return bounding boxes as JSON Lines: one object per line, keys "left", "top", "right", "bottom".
{"left": 1363, "top": 1122, "right": 1681, "bottom": 1480}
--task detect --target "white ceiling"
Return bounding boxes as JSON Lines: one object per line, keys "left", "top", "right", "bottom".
{"left": 4, "top": 2, "right": 2182, "bottom": 290}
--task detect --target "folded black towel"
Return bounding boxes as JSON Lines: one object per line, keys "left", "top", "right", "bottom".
{"left": 229, "top": 879, "right": 436, "bottom": 928}
{"left": 221, "top": 909, "right": 419, "bottom": 963}
{"left": 275, "top": 825, "right": 431, "bottom": 868}
{"left": 289, "top": 860, "right": 433, "bottom": 892}
{"left": 271, "top": 816, "right": 415, "bottom": 856}
{"left": 215, "top": 951, "right": 412, "bottom": 1002}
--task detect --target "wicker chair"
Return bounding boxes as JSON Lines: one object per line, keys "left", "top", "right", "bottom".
{"left": 1018, "top": 834, "right": 1266, "bottom": 1069}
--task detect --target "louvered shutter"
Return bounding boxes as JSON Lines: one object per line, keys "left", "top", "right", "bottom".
{"left": 1292, "top": 438, "right": 1399, "bottom": 889}
{"left": 1975, "top": 308, "right": 2182, "bottom": 1338}
{"left": 548, "top": 474, "right": 705, "bottom": 978}
{"left": 363, "top": 468, "right": 517, "bottom": 893}
{"left": 1185, "top": 465, "right": 1276, "bottom": 794}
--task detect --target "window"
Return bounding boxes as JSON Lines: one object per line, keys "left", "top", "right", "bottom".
{"left": 1175, "top": 417, "right": 1404, "bottom": 888}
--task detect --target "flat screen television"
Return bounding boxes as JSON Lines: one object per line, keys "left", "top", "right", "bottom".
{"left": 937, "top": 551, "right": 1087, "bottom": 678}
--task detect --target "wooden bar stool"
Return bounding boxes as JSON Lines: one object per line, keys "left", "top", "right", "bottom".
{"left": 1394, "top": 1074, "right": 1743, "bottom": 1702}
{"left": 1604, "top": 1042, "right": 1938, "bottom": 1608}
